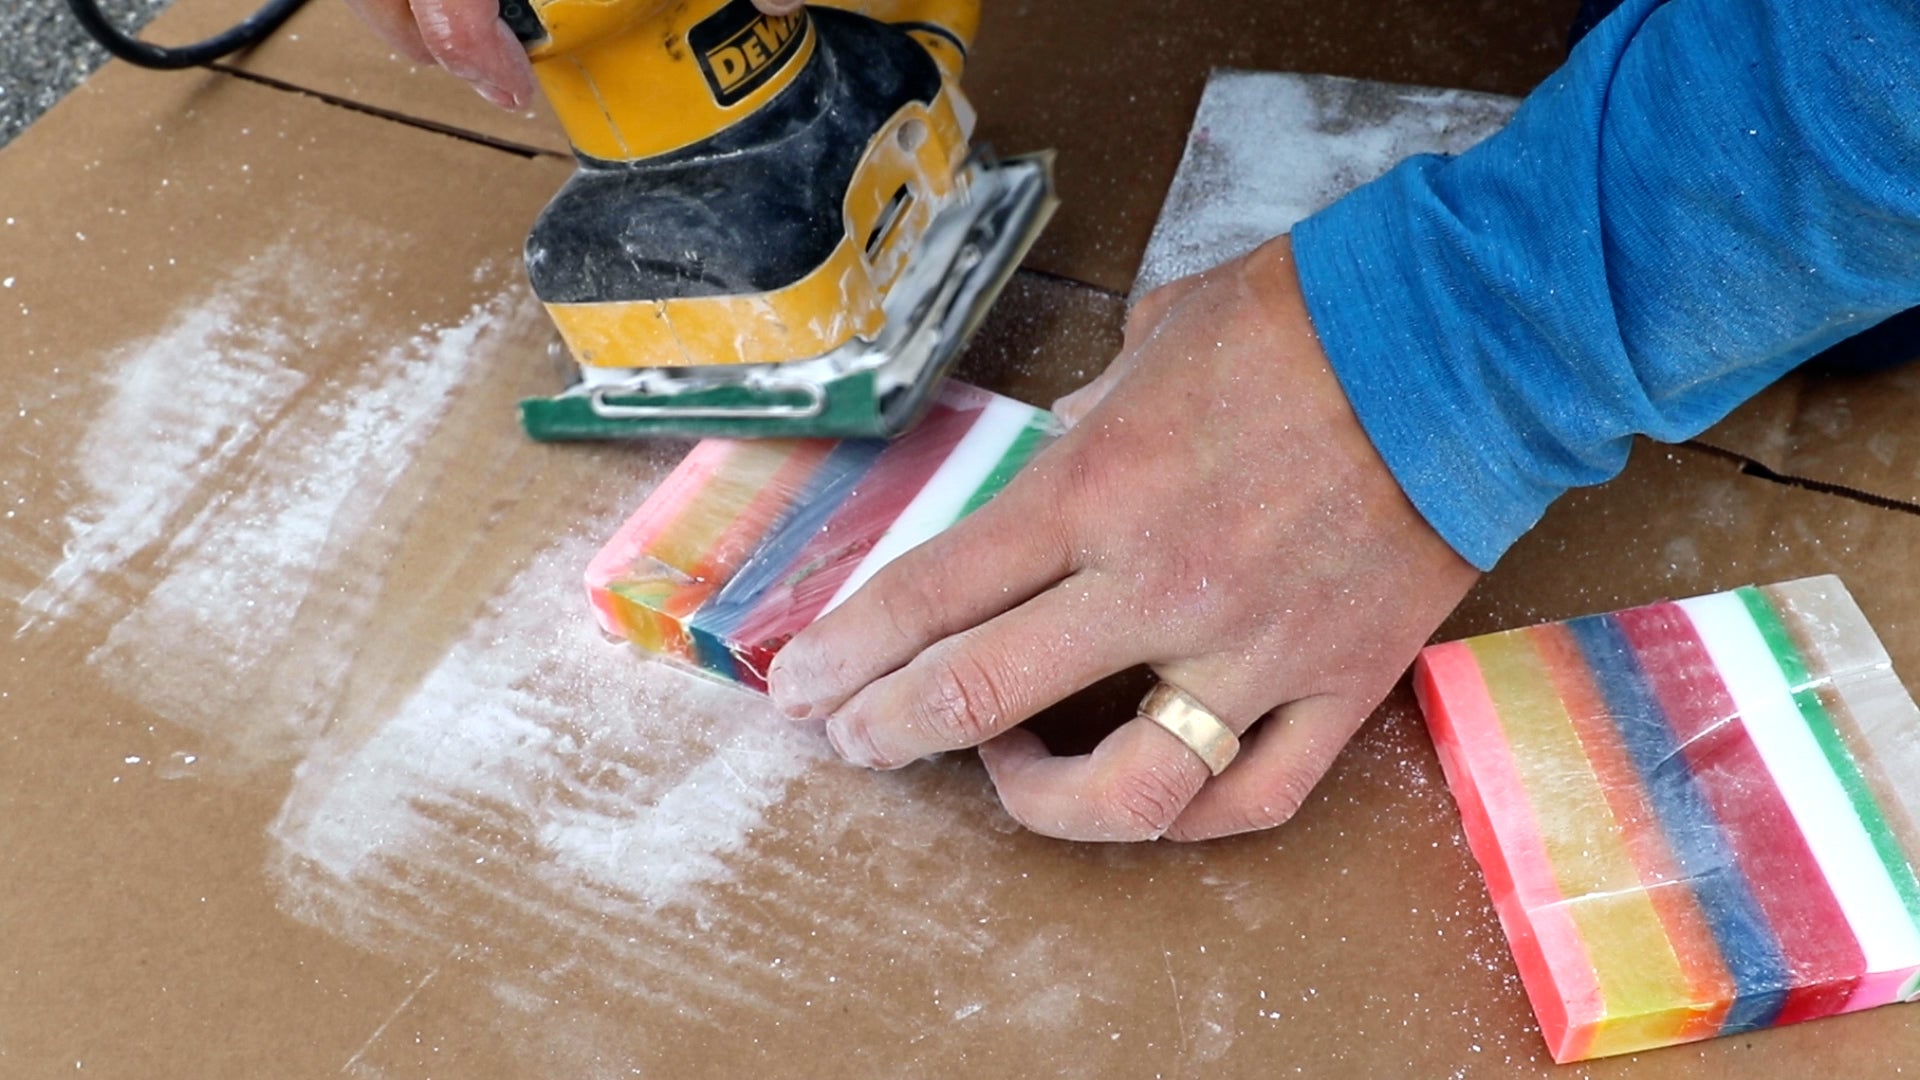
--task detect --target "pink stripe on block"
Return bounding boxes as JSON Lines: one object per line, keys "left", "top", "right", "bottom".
{"left": 1415, "top": 642, "right": 1604, "bottom": 1061}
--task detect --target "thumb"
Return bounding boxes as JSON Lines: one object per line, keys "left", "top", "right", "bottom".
{"left": 1052, "top": 272, "right": 1211, "bottom": 427}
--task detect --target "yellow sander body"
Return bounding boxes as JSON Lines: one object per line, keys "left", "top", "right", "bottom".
{"left": 510, "top": 0, "right": 1055, "bottom": 440}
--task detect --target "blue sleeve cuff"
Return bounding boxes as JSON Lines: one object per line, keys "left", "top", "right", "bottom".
{"left": 1292, "top": 168, "right": 1557, "bottom": 573}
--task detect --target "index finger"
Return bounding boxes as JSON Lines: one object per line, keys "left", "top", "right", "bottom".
{"left": 819, "top": 572, "right": 1144, "bottom": 769}
{"left": 767, "top": 463, "right": 1077, "bottom": 722}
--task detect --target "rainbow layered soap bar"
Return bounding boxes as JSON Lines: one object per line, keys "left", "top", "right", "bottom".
{"left": 1416, "top": 576, "right": 1920, "bottom": 1062}
{"left": 588, "top": 382, "right": 1057, "bottom": 690}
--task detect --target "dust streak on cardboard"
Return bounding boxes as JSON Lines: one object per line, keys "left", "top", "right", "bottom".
{"left": 7, "top": 239, "right": 554, "bottom": 770}
{"left": 263, "top": 519, "right": 1109, "bottom": 1064}
{"left": 11, "top": 245, "right": 330, "bottom": 635}
{"left": 93, "top": 283, "right": 544, "bottom": 764}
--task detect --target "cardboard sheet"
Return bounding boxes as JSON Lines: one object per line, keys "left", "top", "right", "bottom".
{"left": 7, "top": 5, "right": 1920, "bottom": 1077}
{"left": 145, "top": 0, "right": 571, "bottom": 155}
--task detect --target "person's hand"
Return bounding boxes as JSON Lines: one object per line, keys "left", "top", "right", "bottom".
{"left": 766, "top": 236, "right": 1480, "bottom": 842}
{"left": 344, "top": 0, "right": 806, "bottom": 110}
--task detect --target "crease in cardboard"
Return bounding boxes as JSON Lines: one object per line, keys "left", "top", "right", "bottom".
{"left": 212, "top": 63, "right": 567, "bottom": 161}
{"left": 1701, "top": 363, "right": 1920, "bottom": 511}
{"left": 1685, "top": 439, "right": 1920, "bottom": 521}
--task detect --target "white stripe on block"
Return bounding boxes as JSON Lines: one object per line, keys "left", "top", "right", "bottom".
{"left": 1679, "top": 591, "right": 1920, "bottom": 976}
{"left": 821, "top": 395, "right": 1035, "bottom": 617}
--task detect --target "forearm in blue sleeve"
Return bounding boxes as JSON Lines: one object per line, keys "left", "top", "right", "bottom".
{"left": 1290, "top": 0, "right": 1920, "bottom": 570}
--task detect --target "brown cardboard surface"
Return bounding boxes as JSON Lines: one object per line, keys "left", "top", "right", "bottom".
{"left": 967, "top": 0, "right": 1578, "bottom": 293}
{"left": 9, "top": 47, "right": 1920, "bottom": 1079}
{"left": 1700, "top": 360, "right": 1920, "bottom": 511}
{"left": 145, "top": 0, "right": 571, "bottom": 156}
{"left": 143, "top": 0, "right": 1577, "bottom": 293}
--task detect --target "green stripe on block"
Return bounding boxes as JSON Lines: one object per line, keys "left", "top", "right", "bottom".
{"left": 958, "top": 415, "right": 1052, "bottom": 519}
{"left": 1739, "top": 587, "right": 1920, "bottom": 926}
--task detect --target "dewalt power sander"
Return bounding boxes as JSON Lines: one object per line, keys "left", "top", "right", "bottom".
{"left": 66, "top": 0, "right": 1055, "bottom": 442}
{"left": 508, "top": 0, "right": 1054, "bottom": 440}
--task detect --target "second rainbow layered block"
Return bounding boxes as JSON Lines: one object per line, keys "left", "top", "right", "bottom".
{"left": 1417, "top": 576, "right": 1920, "bottom": 1062}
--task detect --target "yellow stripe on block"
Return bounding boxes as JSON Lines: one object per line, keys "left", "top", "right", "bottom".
{"left": 1468, "top": 632, "right": 1696, "bottom": 1056}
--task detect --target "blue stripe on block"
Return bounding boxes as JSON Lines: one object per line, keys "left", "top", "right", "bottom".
{"left": 1568, "top": 614, "right": 1791, "bottom": 1034}
{"left": 691, "top": 437, "right": 886, "bottom": 643}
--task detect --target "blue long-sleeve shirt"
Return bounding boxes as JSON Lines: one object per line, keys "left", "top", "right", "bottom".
{"left": 1290, "top": 0, "right": 1920, "bottom": 571}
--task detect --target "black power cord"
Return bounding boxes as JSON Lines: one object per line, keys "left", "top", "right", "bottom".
{"left": 64, "top": 0, "right": 311, "bottom": 70}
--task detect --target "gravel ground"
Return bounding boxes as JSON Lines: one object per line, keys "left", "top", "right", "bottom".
{"left": 0, "top": 0, "right": 180, "bottom": 148}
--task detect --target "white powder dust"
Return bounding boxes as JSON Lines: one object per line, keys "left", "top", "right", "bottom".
{"left": 1133, "top": 71, "right": 1519, "bottom": 299}
{"left": 13, "top": 248, "right": 332, "bottom": 633}
{"left": 263, "top": 518, "right": 1106, "bottom": 1052}
{"left": 87, "top": 286, "right": 544, "bottom": 764}
{"left": 267, "top": 522, "right": 831, "bottom": 1015}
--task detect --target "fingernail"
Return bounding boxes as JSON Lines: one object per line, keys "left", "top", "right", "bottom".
{"left": 825, "top": 716, "right": 878, "bottom": 769}
{"left": 474, "top": 81, "right": 522, "bottom": 110}
{"left": 766, "top": 654, "right": 816, "bottom": 720}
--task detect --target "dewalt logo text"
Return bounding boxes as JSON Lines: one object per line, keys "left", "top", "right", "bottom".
{"left": 690, "top": 1, "right": 808, "bottom": 107}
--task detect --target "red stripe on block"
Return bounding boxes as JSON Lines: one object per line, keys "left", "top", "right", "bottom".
{"left": 1617, "top": 603, "right": 1864, "bottom": 1023}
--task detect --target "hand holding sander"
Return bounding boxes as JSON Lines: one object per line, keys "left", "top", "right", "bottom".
{"left": 505, "top": 0, "right": 1057, "bottom": 440}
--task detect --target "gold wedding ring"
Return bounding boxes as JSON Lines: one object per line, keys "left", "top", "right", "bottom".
{"left": 1138, "top": 682, "right": 1240, "bottom": 776}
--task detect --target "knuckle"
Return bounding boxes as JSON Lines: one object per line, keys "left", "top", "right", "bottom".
{"left": 869, "top": 557, "right": 949, "bottom": 641}
{"left": 1101, "top": 767, "right": 1192, "bottom": 841}
{"left": 1004, "top": 480, "right": 1077, "bottom": 568}
{"left": 914, "top": 647, "right": 1011, "bottom": 748}
{"left": 1162, "top": 766, "right": 1314, "bottom": 844}
{"left": 1240, "top": 789, "right": 1307, "bottom": 834}
{"left": 1051, "top": 449, "right": 1109, "bottom": 525}
{"left": 1125, "top": 278, "right": 1197, "bottom": 339}
{"left": 998, "top": 796, "right": 1066, "bottom": 842}
{"left": 1122, "top": 305, "right": 1159, "bottom": 344}
{"left": 1157, "top": 544, "right": 1210, "bottom": 593}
